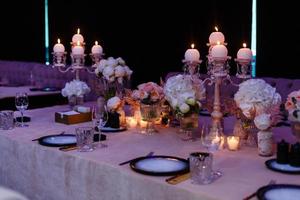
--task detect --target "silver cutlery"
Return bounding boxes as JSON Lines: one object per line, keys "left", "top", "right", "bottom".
{"left": 119, "top": 151, "right": 154, "bottom": 165}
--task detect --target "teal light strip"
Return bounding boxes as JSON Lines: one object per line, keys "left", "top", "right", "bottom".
{"left": 251, "top": 0, "right": 256, "bottom": 77}
{"left": 45, "top": 0, "right": 49, "bottom": 65}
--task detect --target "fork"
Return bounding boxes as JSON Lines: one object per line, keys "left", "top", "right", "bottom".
{"left": 243, "top": 179, "right": 276, "bottom": 200}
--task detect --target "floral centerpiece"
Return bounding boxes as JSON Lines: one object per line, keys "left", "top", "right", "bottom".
{"left": 61, "top": 79, "right": 91, "bottom": 108}
{"left": 105, "top": 96, "right": 125, "bottom": 128}
{"left": 285, "top": 89, "right": 300, "bottom": 140}
{"left": 132, "top": 82, "right": 164, "bottom": 134}
{"left": 234, "top": 79, "right": 281, "bottom": 149}
{"left": 95, "top": 57, "right": 133, "bottom": 100}
{"left": 163, "top": 74, "right": 205, "bottom": 117}
{"left": 163, "top": 74, "right": 206, "bottom": 135}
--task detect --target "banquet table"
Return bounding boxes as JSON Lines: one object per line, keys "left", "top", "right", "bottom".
{"left": 0, "top": 103, "right": 299, "bottom": 200}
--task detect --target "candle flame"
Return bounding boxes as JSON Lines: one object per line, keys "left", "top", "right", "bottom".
{"left": 57, "top": 39, "right": 60, "bottom": 44}
{"left": 77, "top": 28, "right": 80, "bottom": 34}
{"left": 243, "top": 43, "right": 247, "bottom": 48}
{"left": 95, "top": 41, "right": 98, "bottom": 45}
{"left": 217, "top": 41, "right": 220, "bottom": 45}
{"left": 77, "top": 41, "right": 80, "bottom": 46}
{"left": 191, "top": 43, "right": 195, "bottom": 49}
{"left": 215, "top": 26, "right": 218, "bottom": 32}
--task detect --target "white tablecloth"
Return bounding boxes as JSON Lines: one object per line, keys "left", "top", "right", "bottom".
{"left": 0, "top": 103, "right": 299, "bottom": 200}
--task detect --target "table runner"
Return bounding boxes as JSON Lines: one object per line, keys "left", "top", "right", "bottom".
{"left": 0, "top": 103, "right": 299, "bottom": 200}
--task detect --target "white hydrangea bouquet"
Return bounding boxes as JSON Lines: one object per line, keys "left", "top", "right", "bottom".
{"left": 285, "top": 89, "right": 300, "bottom": 122}
{"left": 61, "top": 79, "right": 91, "bottom": 98}
{"left": 95, "top": 57, "right": 133, "bottom": 84}
{"left": 163, "top": 74, "right": 206, "bottom": 117}
{"left": 234, "top": 79, "right": 282, "bottom": 130}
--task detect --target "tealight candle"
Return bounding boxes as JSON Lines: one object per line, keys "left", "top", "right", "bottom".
{"left": 209, "top": 27, "right": 225, "bottom": 45}
{"left": 211, "top": 42, "right": 228, "bottom": 58}
{"left": 227, "top": 136, "right": 240, "bottom": 151}
{"left": 72, "top": 28, "right": 84, "bottom": 43}
{"left": 91, "top": 41, "right": 103, "bottom": 54}
{"left": 126, "top": 117, "right": 138, "bottom": 128}
{"left": 219, "top": 136, "right": 225, "bottom": 149}
{"left": 140, "top": 120, "right": 148, "bottom": 128}
{"left": 53, "top": 39, "right": 65, "bottom": 53}
{"left": 184, "top": 44, "right": 200, "bottom": 62}
{"left": 72, "top": 41, "right": 84, "bottom": 55}
{"left": 237, "top": 43, "right": 252, "bottom": 60}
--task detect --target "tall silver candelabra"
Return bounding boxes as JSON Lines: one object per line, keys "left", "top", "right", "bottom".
{"left": 52, "top": 44, "right": 103, "bottom": 80}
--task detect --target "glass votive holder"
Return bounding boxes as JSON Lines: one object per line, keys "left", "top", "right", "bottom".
{"left": 227, "top": 136, "right": 240, "bottom": 151}
{"left": 126, "top": 117, "right": 138, "bottom": 129}
{"left": 189, "top": 152, "right": 214, "bottom": 185}
{"left": 75, "top": 127, "right": 95, "bottom": 152}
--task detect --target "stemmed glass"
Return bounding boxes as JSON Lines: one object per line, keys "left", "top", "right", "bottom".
{"left": 15, "top": 92, "right": 29, "bottom": 127}
{"left": 201, "top": 124, "right": 222, "bottom": 152}
{"left": 92, "top": 106, "right": 108, "bottom": 148}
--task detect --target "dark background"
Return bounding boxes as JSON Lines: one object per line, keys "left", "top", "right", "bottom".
{"left": 0, "top": 1, "right": 299, "bottom": 87}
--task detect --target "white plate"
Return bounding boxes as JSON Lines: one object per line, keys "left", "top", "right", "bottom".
{"left": 130, "top": 156, "right": 189, "bottom": 176}
{"left": 99, "top": 126, "right": 126, "bottom": 132}
{"left": 257, "top": 184, "right": 300, "bottom": 200}
{"left": 265, "top": 159, "right": 300, "bottom": 174}
{"left": 38, "top": 134, "right": 76, "bottom": 147}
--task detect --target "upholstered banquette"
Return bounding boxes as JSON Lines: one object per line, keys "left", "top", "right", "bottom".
{"left": 164, "top": 72, "right": 300, "bottom": 102}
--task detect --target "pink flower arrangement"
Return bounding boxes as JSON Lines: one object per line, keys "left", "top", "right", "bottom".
{"left": 132, "top": 82, "right": 164, "bottom": 104}
{"left": 285, "top": 90, "right": 300, "bottom": 122}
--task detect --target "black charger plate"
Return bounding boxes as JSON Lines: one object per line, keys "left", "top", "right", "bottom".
{"left": 130, "top": 155, "right": 189, "bottom": 176}
{"left": 265, "top": 159, "right": 300, "bottom": 174}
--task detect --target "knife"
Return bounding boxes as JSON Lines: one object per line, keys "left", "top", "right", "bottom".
{"left": 166, "top": 172, "right": 190, "bottom": 185}
{"left": 119, "top": 151, "right": 154, "bottom": 165}
{"left": 59, "top": 145, "right": 77, "bottom": 151}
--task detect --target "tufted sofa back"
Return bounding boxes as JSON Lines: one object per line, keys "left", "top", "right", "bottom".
{"left": 0, "top": 60, "right": 103, "bottom": 101}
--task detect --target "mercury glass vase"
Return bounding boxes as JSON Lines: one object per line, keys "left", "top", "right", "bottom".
{"left": 179, "top": 113, "right": 199, "bottom": 141}
{"left": 68, "top": 95, "right": 77, "bottom": 110}
{"left": 140, "top": 102, "right": 161, "bottom": 135}
{"left": 257, "top": 130, "right": 274, "bottom": 157}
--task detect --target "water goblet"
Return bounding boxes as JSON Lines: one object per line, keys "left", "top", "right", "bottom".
{"left": 15, "top": 92, "right": 29, "bottom": 127}
{"left": 201, "top": 124, "right": 221, "bottom": 152}
{"left": 92, "top": 106, "right": 108, "bottom": 148}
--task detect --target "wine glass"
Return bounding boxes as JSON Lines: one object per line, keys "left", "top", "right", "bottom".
{"left": 201, "top": 124, "right": 221, "bottom": 152}
{"left": 92, "top": 106, "right": 108, "bottom": 148}
{"left": 15, "top": 92, "right": 29, "bottom": 127}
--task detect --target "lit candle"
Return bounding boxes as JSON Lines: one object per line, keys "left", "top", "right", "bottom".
{"left": 126, "top": 117, "right": 138, "bottom": 128}
{"left": 72, "top": 41, "right": 84, "bottom": 55}
{"left": 211, "top": 41, "right": 228, "bottom": 58}
{"left": 72, "top": 28, "right": 84, "bottom": 43}
{"left": 227, "top": 136, "right": 240, "bottom": 151}
{"left": 140, "top": 120, "right": 148, "bottom": 128}
{"left": 91, "top": 41, "right": 103, "bottom": 54}
{"left": 212, "top": 135, "right": 221, "bottom": 144}
{"left": 219, "top": 136, "right": 225, "bottom": 149}
{"left": 209, "top": 26, "right": 225, "bottom": 45}
{"left": 184, "top": 43, "right": 200, "bottom": 62}
{"left": 53, "top": 39, "right": 65, "bottom": 53}
{"left": 237, "top": 43, "right": 253, "bottom": 60}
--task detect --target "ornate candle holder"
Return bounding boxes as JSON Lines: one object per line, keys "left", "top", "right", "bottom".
{"left": 182, "top": 59, "right": 202, "bottom": 77}
{"left": 52, "top": 42, "right": 103, "bottom": 80}
{"left": 234, "top": 58, "right": 252, "bottom": 79}
{"left": 203, "top": 55, "right": 232, "bottom": 134}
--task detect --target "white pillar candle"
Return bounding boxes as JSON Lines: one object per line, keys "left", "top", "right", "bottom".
{"left": 237, "top": 43, "right": 253, "bottom": 60}
{"left": 211, "top": 42, "right": 228, "bottom": 58}
{"left": 72, "top": 41, "right": 84, "bottom": 55}
{"left": 72, "top": 28, "right": 84, "bottom": 43}
{"left": 184, "top": 44, "right": 200, "bottom": 62}
{"left": 227, "top": 136, "right": 240, "bottom": 151}
{"left": 209, "top": 27, "right": 225, "bottom": 45}
{"left": 91, "top": 41, "right": 103, "bottom": 54}
{"left": 53, "top": 39, "right": 65, "bottom": 53}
